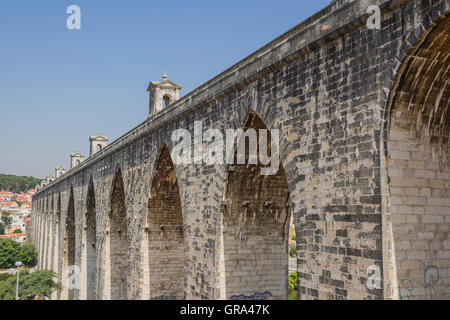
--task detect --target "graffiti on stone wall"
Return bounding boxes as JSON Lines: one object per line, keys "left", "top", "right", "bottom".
{"left": 367, "top": 265, "right": 382, "bottom": 290}
{"left": 398, "top": 279, "right": 414, "bottom": 300}
{"left": 229, "top": 292, "right": 272, "bottom": 300}
{"left": 397, "top": 266, "right": 450, "bottom": 300}
{"left": 423, "top": 265, "right": 450, "bottom": 300}
{"left": 327, "top": 293, "right": 347, "bottom": 300}
{"left": 67, "top": 265, "right": 81, "bottom": 290}
{"left": 424, "top": 265, "right": 440, "bottom": 300}
{"left": 150, "top": 295, "right": 175, "bottom": 300}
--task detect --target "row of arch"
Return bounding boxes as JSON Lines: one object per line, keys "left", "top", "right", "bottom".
{"left": 31, "top": 11, "right": 450, "bottom": 300}
{"left": 32, "top": 111, "right": 295, "bottom": 300}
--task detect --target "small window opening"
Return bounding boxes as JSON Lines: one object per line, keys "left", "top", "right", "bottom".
{"left": 163, "top": 95, "right": 171, "bottom": 109}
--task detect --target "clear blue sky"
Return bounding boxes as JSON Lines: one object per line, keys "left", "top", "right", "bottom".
{"left": 0, "top": 0, "right": 330, "bottom": 178}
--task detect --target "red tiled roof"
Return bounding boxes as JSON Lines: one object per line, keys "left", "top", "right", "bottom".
{"left": 0, "top": 234, "right": 26, "bottom": 240}
{"left": 3, "top": 233, "right": 26, "bottom": 238}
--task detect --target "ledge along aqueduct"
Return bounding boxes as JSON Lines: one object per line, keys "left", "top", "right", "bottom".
{"left": 31, "top": 0, "right": 450, "bottom": 300}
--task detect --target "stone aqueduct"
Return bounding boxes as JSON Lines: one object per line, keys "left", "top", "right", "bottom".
{"left": 31, "top": 0, "right": 450, "bottom": 300}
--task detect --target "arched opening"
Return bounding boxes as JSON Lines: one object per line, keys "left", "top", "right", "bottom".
{"left": 37, "top": 200, "right": 43, "bottom": 266}
{"left": 85, "top": 178, "right": 97, "bottom": 300}
{"left": 36, "top": 201, "right": 41, "bottom": 242}
{"left": 384, "top": 13, "right": 449, "bottom": 300}
{"left": 49, "top": 196, "right": 55, "bottom": 271}
{"left": 47, "top": 197, "right": 53, "bottom": 270}
{"left": 97, "top": 145, "right": 102, "bottom": 153}
{"left": 222, "top": 110, "right": 292, "bottom": 300}
{"left": 146, "top": 144, "right": 185, "bottom": 300}
{"left": 46, "top": 197, "right": 52, "bottom": 269}
{"left": 64, "top": 187, "right": 76, "bottom": 300}
{"left": 163, "top": 95, "right": 171, "bottom": 109}
{"left": 42, "top": 198, "right": 49, "bottom": 270}
{"left": 108, "top": 165, "right": 128, "bottom": 300}
{"left": 76, "top": 160, "right": 81, "bottom": 166}
{"left": 37, "top": 200, "right": 41, "bottom": 242}
{"left": 55, "top": 194, "right": 62, "bottom": 300}
{"left": 32, "top": 202, "right": 37, "bottom": 245}
{"left": 37, "top": 201, "right": 42, "bottom": 268}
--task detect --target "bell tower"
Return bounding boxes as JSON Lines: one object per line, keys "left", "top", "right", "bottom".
{"left": 55, "top": 166, "right": 66, "bottom": 178}
{"left": 89, "top": 132, "right": 108, "bottom": 156}
{"left": 70, "top": 151, "right": 85, "bottom": 169}
{"left": 147, "top": 72, "right": 182, "bottom": 118}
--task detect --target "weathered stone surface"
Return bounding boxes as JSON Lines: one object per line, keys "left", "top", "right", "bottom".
{"left": 31, "top": 0, "right": 450, "bottom": 300}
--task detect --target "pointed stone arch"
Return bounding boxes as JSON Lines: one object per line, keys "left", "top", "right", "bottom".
{"left": 383, "top": 12, "right": 450, "bottom": 300}
{"left": 46, "top": 196, "right": 52, "bottom": 269}
{"left": 63, "top": 187, "right": 76, "bottom": 300}
{"left": 38, "top": 199, "right": 43, "bottom": 269}
{"left": 38, "top": 199, "right": 43, "bottom": 268}
{"left": 83, "top": 177, "right": 98, "bottom": 300}
{"left": 143, "top": 143, "right": 186, "bottom": 300}
{"left": 105, "top": 165, "right": 128, "bottom": 300}
{"left": 42, "top": 197, "right": 49, "bottom": 270}
{"left": 49, "top": 196, "right": 55, "bottom": 271}
{"left": 55, "top": 193, "right": 62, "bottom": 300}
{"left": 219, "top": 109, "right": 293, "bottom": 300}
{"left": 33, "top": 201, "right": 38, "bottom": 245}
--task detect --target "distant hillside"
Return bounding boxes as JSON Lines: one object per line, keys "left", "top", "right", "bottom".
{"left": 0, "top": 174, "right": 41, "bottom": 194}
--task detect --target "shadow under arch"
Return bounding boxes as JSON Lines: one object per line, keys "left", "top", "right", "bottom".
{"left": 85, "top": 177, "right": 97, "bottom": 300}
{"left": 40, "top": 198, "right": 48, "bottom": 270}
{"left": 144, "top": 143, "right": 186, "bottom": 300}
{"left": 382, "top": 12, "right": 450, "bottom": 300}
{"left": 220, "top": 109, "right": 294, "bottom": 300}
{"left": 48, "top": 196, "right": 55, "bottom": 271}
{"left": 63, "top": 187, "right": 76, "bottom": 300}
{"left": 107, "top": 164, "right": 128, "bottom": 300}
{"left": 384, "top": 11, "right": 450, "bottom": 139}
{"left": 55, "top": 193, "right": 62, "bottom": 300}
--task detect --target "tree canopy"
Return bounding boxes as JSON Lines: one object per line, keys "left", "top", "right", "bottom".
{"left": 0, "top": 239, "right": 37, "bottom": 269}
{"left": 0, "top": 174, "right": 41, "bottom": 194}
{"left": 0, "top": 213, "right": 13, "bottom": 229}
{"left": 0, "top": 269, "right": 62, "bottom": 300}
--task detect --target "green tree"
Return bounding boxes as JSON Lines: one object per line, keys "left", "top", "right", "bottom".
{"left": 0, "top": 239, "right": 20, "bottom": 269}
{"left": 288, "top": 271, "right": 298, "bottom": 300}
{"left": 0, "top": 239, "right": 37, "bottom": 269}
{"left": 13, "top": 229, "right": 22, "bottom": 234}
{"left": 0, "top": 269, "right": 62, "bottom": 300}
{"left": 17, "top": 243, "right": 37, "bottom": 268}
{"left": 0, "top": 213, "right": 12, "bottom": 230}
{"left": 0, "top": 273, "right": 11, "bottom": 282}
{"left": 0, "top": 223, "right": 4, "bottom": 235}
{"left": 14, "top": 200, "right": 24, "bottom": 208}
{"left": 0, "top": 174, "right": 41, "bottom": 194}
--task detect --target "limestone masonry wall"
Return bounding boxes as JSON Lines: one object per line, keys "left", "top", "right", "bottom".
{"left": 32, "top": 0, "right": 449, "bottom": 300}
